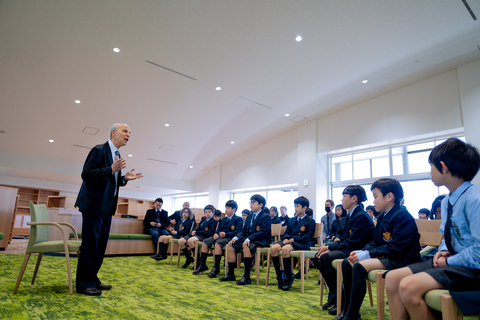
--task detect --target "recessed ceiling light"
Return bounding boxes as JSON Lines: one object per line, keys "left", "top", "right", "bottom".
{"left": 189, "top": 165, "right": 193, "bottom": 168}
{"left": 285, "top": 113, "right": 290, "bottom": 117}
{"left": 362, "top": 80, "right": 368, "bottom": 83}
{"left": 75, "top": 100, "right": 81, "bottom": 104}
{"left": 113, "top": 47, "right": 120, "bottom": 53}
{"left": 128, "top": 154, "right": 133, "bottom": 157}
{"left": 230, "top": 141, "right": 235, "bottom": 144}
{"left": 295, "top": 36, "right": 302, "bottom": 42}
{"left": 165, "top": 124, "right": 170, "bottom": 127}
{"left": 216, "top": 87, "right": 221, "bottom": 91}
{"left": 49, "top": 139, "right": 54, "bottom": 143}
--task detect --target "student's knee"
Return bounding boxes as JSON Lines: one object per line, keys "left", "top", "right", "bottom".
{"left": 398, "top": 276, "right": 423, "bottom": 305}
{"left": 281, "top": 245, "right": 291, "bottom": 255}
{"left": 271, "top": 244, "right": 280, "bottom": 253}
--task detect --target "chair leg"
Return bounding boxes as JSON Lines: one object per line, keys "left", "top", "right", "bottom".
{"left": 255, "top": 248, "right": 261, "bottom": 285}
{"left": 376, "top": 272, "right": 385, "bottom": 320}
{"left": 194, "top": 243, "right": 199, "bottom": 270}
{"left": 336, "top": 260, "right": 343, "bottom": 316}
{"left": 64, "top": 251, "right": 74, "bottom": 295}
{"left": 169, "top": 241, "right": 173, "bottom": 266}
{"left": 14, "top": 253, "right": 31, "bottom": 293}
{"left": 300, "top": 252, "right": 305, "bottom": 294}
{"left": 32, "top": 253, "right": 43, "bottom": 285}
{"left": 224, "top": 247, "right": 228, "bottom": 276}
{"left": 367, "top": 280, "right": 373, "bottom": 306}
{"left": 306, "top": 257, "right": 309, "bottom": 281}
{"left": 319, "top": 273, "right": 324, "bottom": 305}
{"left": 265, "top": 248, "right": 271, "bottom": 287}
{"left": 440, "top": 293, "right": 462, "bottom": 320}
{"left": 176, "top": 242, "right": 181, "bottom": 267}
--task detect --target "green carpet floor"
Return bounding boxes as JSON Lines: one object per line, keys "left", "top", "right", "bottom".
{"left": 2, "top": 254, "right": 386, "bottom": 319}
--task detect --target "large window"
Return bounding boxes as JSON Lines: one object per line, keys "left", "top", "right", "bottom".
{"left": 172, "top": 193, "right": 209, "bottom": 211}
{"left": 232, "top": 184, "right": 298, "bottom": 219}
{"left": 330, "top": 136, "right": 464, "bottom": 218}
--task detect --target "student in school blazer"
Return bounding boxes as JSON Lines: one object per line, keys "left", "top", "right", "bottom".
{"left": 215, "top": 215, "right": 244, "bottom": 239}
{"left": 282, "top": 215, "right": 316, "bottom": 250}
{"left": 193, "top": 216, "right": 218, "bottom": 239}
{"left": 234, "top": 211, "right": 272, "bottom": 247}
{"left": 327, "top": 205, "right": 375, "bottom": 255}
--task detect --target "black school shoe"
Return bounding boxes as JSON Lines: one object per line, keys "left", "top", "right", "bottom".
{"left": 322, "top": 293, "right": 336, "bottom": 310}
{"left": 236, "top": 276, "right": 251, "bottom": 285}
{"left": 208, "top": 267, "right": 220, "bottom": 278}
{"left": 276, "top": 271, "right": 284, "bottom": 289}
{"left": 281, "top": 276, "right": 295, "bottom": 291}
{"left": 219, "top": 274, "right": 236, "bottom": 281}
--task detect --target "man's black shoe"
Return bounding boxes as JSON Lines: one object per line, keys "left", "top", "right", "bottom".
{"left": 333, "top": 309, "right": 344, "bottom": 320}
{"left": 182, "top": 257, "right": 194, "bottom": 269}
{"left": 78, "top": 287, "right": 102, "bottom": 296}
{"left": 322, "top": 293, "right": 336, "bottom": 310}
{"left": 329, "top": 306, "right": 338, "bottom": 315}
{"left": 281, "top": 276, "right": 295, "bottom": 291}
{"left": 208, "top": 267, "right": 220, "bottom": 278}
{"left": 96, "top": 283, "right": 112, "bottom": 290}
{"left": 154, "top": 254, "right": 166, "bottom": 261}
{"left": 236, "top": 276, "right": 251, "bottom": 285}
{"left": 219, "top": 274, "right": 236, "bottom": 281}
{"left": 193, "top": 264, "right": 209, "bottom": 275}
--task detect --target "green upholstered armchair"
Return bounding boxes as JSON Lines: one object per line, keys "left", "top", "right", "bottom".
{"left": 14, "top": 202, "right": 82, "bottom": 295}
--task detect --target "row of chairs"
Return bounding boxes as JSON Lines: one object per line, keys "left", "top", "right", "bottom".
{"left": 13, "top": 204, "right": 476, "bottom": 320}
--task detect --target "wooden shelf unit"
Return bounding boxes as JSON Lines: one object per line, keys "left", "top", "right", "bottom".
{"left": 0, "top": 185, "right": 60, "bottom": 236}
{"left": 115, "top": 197, "right": 155, "bottom": 219}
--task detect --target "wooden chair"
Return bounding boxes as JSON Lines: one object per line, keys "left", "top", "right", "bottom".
{"left": 193, "top": 222, "right": 221, "bottom": 270}
{"left": 14, "top": 202, "right": 81, "bottom": 295}
{"left": 254, "top": 223, "right": 282, "bottom": 285}
{"left": 424, "top": 289, "right": 480, "bottom": 320}
{"left": 168, "top": 222, "right": 195, "bottom": 267}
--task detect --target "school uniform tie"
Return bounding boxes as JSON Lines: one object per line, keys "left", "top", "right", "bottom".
{"left": 444, "top": 201, "right": 455, "bottom": 254}
{"left": 250, "top": 214, "right": 257, "bottom": 233}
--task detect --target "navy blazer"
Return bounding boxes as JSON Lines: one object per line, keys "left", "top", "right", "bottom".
{"left": 75, "top": 141, "right": 127, "bottom": 218}
{"left": 215, "top": 215, "right": 243, "bottom": 239}
{"left": 143, "top": 209, "right": 169, "bottom": 234}
{"left": 279, "top": 215, "right": 290, "bottom": 225}
{"left": 235, "top": 212, "right": 272, "bottom": 246}
{"left": 168, "top": 210, "right": 182, "bottom": 224}
{"left": 282, "top": 215, "right": 315, "bottom": 246}
{"left": 328, "top": 206, "right": 374, "bottom": 254}
{"left": 175, "top": 219, "right": 195, "bottom": 238}
{"left": 193, "top": 217, "right": 217, "bottom": 238}
{"left": 332, "top": 217, "right": 347, "bottom": 239}
{"left": 362, "top": 204, "right": 421, "bottom": 266}
{"left": 271, "top": 215, "right": 281, "bottom": 224}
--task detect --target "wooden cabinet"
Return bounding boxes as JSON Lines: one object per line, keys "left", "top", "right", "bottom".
{"left": 47, "top": 195, "right": 77, "bottom": 209}
{"left": 0, "top": 186, "right": 18, "bottom": 249}
{"left": 115, "top": 197, "right": 155, "bottom": 219}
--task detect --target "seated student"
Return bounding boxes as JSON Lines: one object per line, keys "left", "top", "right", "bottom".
{"left": 220, "top": 194, "right": 271, "bottom": 285}
{"left": 241, "top": 209, "right": 250, "bottom": 227}
{"left": 213, "top": 210, "right": 223, "bottom": 221}
{"left": 270, "top": 206, "right": 281, "bottom": 224}
{"left": 144, "top": 198, "right": 170, "bottom": 259}
{"left": 418, "top": 208, "right": 430, "bottom": 220}
{"left": 154, "top": 207, "right": 195, "bottom": 261}
{"left": 193, "top": 200, "right": 243, "bottom": 276}
{"left": 327, "top": 204, "right": 347, "bottom": 244}
{"left": 168, "top": 201, "right": 190, "bottom": 227}
{"left": 314, "top": 185, "right": 374, "bottom": 315}
{"left": 338, "top": 178, "right": 421, "bottom": 320}
{"left": 270, "top": 196, "right": 315, "bottom": 291}
{"left": 178, "top": 205, "right": 217, "bottom": 268}
{"left": 279, "top": 206, "right": 289, "bottom": 225}
{"left": 430, "top": 194, "right": 446, "bottom": 220}
{"left": 365, "top": 205, "right": 379, "bottom": 224}
{"left": 305, "top": 208, "right": 313, "bottom": 219}
{"left": 321, "top": 200, "right": 336, "bottom": 242}
{"left": 385, "top": 138, "right": 480, "bottom": 320}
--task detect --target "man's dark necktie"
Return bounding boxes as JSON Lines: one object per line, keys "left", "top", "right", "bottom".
{"left": 444, "top": 201, "right": 455, "bottom": 254}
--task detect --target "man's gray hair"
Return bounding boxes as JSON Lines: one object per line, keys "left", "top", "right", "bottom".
{"left": 110, "top": 123, "right": 120, "bottom": 139}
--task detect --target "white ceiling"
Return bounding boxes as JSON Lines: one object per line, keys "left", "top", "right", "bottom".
{"left": 1, "top": 0, "right": 479, "bottom": 194}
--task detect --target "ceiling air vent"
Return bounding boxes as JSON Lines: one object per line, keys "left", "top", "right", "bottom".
{"left": 146, "top": 60, "right": 197, "bottom": 81}
{"left": 290, "top": 115, "right": 307, "bottom": 123}
{"left": 82, "top": 127, "right": 99, "bottom": 135}
{"left": 238, "top": 96, "right": 273, "bottom": 110}
{"left": 146, "top": 158, "right": 177, "bottom": 165}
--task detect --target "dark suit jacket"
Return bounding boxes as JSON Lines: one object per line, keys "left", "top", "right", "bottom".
{"left": 168, "top": 210, "right": 181, "bottom": 224}
{"left": 332, "top": 217, "right": 347, "bottom": 239}
{"left": 143, "top": 209, "right": 169, "bottom": 234}
{"left": 234, "top": 212, "right": 272, "bottom": 247}
{"left": 174, "top": 219, "right": 195, "bottom": 238}
{"left": 271, "top": 215, "right": 281, "bottom": 224}
{"left": 362, "top": 204, "right": 421, "bottom": 266}
{"left": 75, "top": 141, "right": 127, "bottom": 218}
{"left": 193, "top": 217, "right": 217, "bottom": 238}
{"left": 215, "top": 215, "right": 243, "bottom": 239}
{"left": 279, "top": 215, "right": 290, "bottom": 225}
{"left": 282, "top": 215, "right": 315, "bottom": 247}
{"left": 328, "top": 206, "right": 374, "bottom": 254}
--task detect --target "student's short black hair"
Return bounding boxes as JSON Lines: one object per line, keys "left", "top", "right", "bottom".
{"left": 294, "top": 196, "right": 310, "bottom": 209}
{"left": 225, "top": 200, "right": 238, "bottom": 211}
{"left": 326, "top": 199, "right": 335, "bottom": 207}
{"left": 204, "top": 204, "right": 215, "bottom": 213}
{"left": 335, "top": 204, "right": 347, "bottom": 220}
{"left": 429, "top": 138, "right": 480, "bottom": 182}
{"left": 342, "top": 185, "right": 367, "bottom": 203}
{"left": 250, "top": 194, "right": 266, "bottom": 209}
{"left": 242, "top": 209, "right": 251, "bottom": 216}
{"left": 155, "top": 198, "right": 163, "bottom": 203}
{"left": 263, "top": 207, "right": 270, "bottom": 214}
{"left": 305, "top": 208, "right": 313, "bottom": 218}
{"left": 431, "top": 195, "right": 446, "bottom": 219}
{"left": 418, "top": 208, "right": 430, "bottom": 217}
{"left": 214, "top": 210, "right": 222, "bottom": 217}
{"left": 366, "top": 205, "right": 380, "bottom": 218}
{"left": 371, "top": 178, "right": 404, "bottom": 205}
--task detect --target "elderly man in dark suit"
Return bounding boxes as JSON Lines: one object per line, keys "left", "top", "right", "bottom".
{"left": 75, "top": 123, "right": 143, "bottom": 296}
